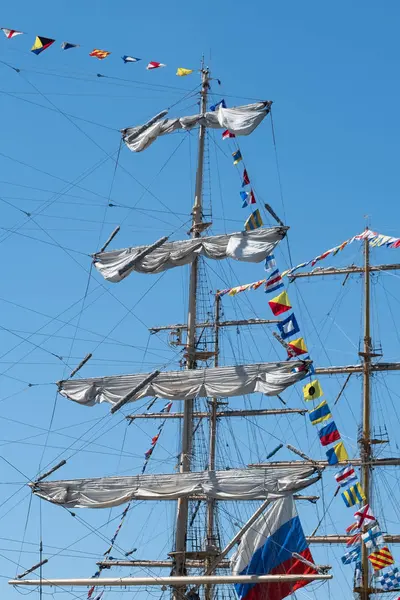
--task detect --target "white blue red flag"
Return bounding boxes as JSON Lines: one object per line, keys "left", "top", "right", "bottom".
{"left": 231, "top": 495, "right": 316, "bottom": 600}
{"left": 264, "top": 270, "right": 284, "bottom": 294}
{"left": 334, "top": 464, "right": 357, "bottom": 488}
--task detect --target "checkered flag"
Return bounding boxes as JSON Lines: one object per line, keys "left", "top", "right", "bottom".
{"left": 379, "top": 568, "right": 400, "bottom": 591}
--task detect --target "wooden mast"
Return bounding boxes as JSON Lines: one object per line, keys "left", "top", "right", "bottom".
{"left": 205, "top": 293, "right": 221, "bottom": 600}
{"left": 360, "top": 233, "right": 372, "bottom": 600}
{"left": 173, "top": 63, "right": 210, "bottom": 600}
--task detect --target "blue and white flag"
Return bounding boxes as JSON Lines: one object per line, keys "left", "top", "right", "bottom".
{"left": 341, "top": 546, "right": 361, "bottom": 565}
{"left": 264, "top": 254, "right": 277, "bottom": 272}
{"left": 122, "top": 55, "right": 141, "bottom": 63}
{"left": 277, "top": 314, "right": 300, "bottom": 340}
{"left": 361, "top": 525, "right": 384, "bottom": 549}
{"left": 380, "top": 568, "right": 400, "bottom": 591}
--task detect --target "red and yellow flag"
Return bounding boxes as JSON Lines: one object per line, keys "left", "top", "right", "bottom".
{"left": 89, "top": 48, "right": 111, "bottom": 60}
{"left": 268, "top": 291, "right": 291, "bottom": 316}
{"left": 368, "top": 546, "right": 394, "bottom": 571}
{"left": 287, "top": 337, "right": 308, "bottom": 357}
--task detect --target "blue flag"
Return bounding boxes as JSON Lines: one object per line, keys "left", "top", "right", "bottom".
{"left": 277, "top": 314, "right": 300, "bottom": 340}
{"left": 210, "top": 99, "right": 226, "bottom": 111}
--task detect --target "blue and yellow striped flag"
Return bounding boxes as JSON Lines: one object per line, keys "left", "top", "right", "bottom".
{"left": 244, "top": 209, "right": 263, "bottom": 231}
{"left": 308, "top": 400, "right": 331, "bottom": 425}
{"left": 341, "top": 482, "right": 366, "bottom": 508}
{"left": 232, "top": 150, "right": 242, "bottom": 165}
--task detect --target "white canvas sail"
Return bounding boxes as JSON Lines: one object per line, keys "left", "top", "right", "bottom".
{"left": 58, "top": 361, "right": 310, "bottom": 407}
{"left": 93, "top": 227, "right": 287, "bottom": 282}
{"left": 122, "top": 102, "right": 272, "bottom": 152}
{"left": 31, "top": 466, "right": 320, "bottom": 508}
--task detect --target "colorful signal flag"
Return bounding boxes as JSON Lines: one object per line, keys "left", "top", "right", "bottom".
{"left": 361, "top": 525, "right": 384, "bottom": 549}
{"left": 354, "top": 504, "right": 376, "bottom": 528}
{"left": 147, "top": 61, "right": 166, "bottom": 69}
{"left": 287, "top": 337, "right": 308, "bottom": 357}
{"left": 309, "top": 400, "right": 331, "bottom": 425}
{"left": 242, "top": 169, "right": 250, "bottom": 187}
{"left": 176, "top": 67, "right": 193, "bottom": 76}
{"left": 222, "top": 130, "right": 235, "bottom": 139}
{"left": 1, "top": 28, "right": 23, "bottom": 39}
{"left": 302, "top": 379, "right": 323, "bottom": 401}
{"left": 264, "top": 270, "right": 284, "bottom": 293}
{"left": 232, "top": 150, "right": 243, "bottom": 165}
{"left": 318, "top": 421, "right": 341, "bottom": 446}
{"left": 335, "top": 464, "right": 357, "bottom": 487}
{"left": 122, "top": 55, "right": 141, "bottom": 63}
{"left": 368, "top": 547, "right": 394, "bottom": 571}
{"left": 326, "top": 441, "right": 348, "bottom": 464}
{"left": 268, "top": 291, "right": 291, "bottom": 316}
{"left": 61, "top": 42, "right": 79, "bottom": 50}
{"left": 277, "top": 313, "right": 300, "bottom": 340}
{"left": 31, "top": 36, "right": 55, "bottom": 55}
{"left": 244, "top": 208, "right": 262, "bottom": 231}
{"left": 341, "top": 482, "right": 366, "bottom": 508}
{"left": 341, "top": 546, "right": 361, "bottom": 565}
{"left": 89, "top": 48, "right": 111, "bottom": 60}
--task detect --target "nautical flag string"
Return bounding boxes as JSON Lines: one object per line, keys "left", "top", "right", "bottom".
{"left": 86, "top": 400, "right": 173, "bottom": 598}
{"left": 217, "top": 229, "right": 400, "bottom": 578}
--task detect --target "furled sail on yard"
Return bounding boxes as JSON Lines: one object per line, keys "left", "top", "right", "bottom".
{"left": 122, "top": 102, "right": 272, "bottom": 152}
{"left": 58, "top": 361, "right": 310, "bottom": 407}
{"left": 93, "top": 227, "right": 287, "bottom": 282}
{"left": 31, "top": 466, "right": 320, "bottom": 508}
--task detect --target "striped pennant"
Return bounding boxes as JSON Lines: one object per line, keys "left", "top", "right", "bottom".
{"left": 368, "top": 546, "right": 394, "bottom": 571}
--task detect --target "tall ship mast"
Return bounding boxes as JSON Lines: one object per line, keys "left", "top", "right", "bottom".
{"left": 5, "top": 64, "right": 400, "bottom": 600}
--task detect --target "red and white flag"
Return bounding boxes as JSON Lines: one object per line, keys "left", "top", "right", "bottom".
{"left": 354, "top": 504, "right": 376, "bottom": 528}
{"left": 1, "top": 28, "right": 23, "bottom": 39}
{"left": 346, "top": 533, "right": 361, "bottom": 547}
{"left": 334, "top": 464, "right": 357, "bottom": 487}
{"left": 222, "top": 130, "right": 235, "bottom": 140}
{"left": 147, "top": 61, "right": 166, "bottom": 70}
{"left": 346, "top": 522, "right": 359, "bottom": 534}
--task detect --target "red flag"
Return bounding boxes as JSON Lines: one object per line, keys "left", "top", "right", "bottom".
{"left": 147, "top": 61, "right": 166, "bottom": 70}
{"left": 242, "top": 169, "right": 250, "bottom": 187}
{"left": 249, "top": 190, "right": 256, "bottom": 204}
{"left": 222, "top": 130, "right": 235, "bottom": 140}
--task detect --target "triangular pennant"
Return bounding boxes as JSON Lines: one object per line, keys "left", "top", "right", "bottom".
{"left": 147, "top": 61, "right": 166, "bottom": 70}
{"left": 31, "top": 36, "right": 55, "bottom": 55}
{"left": 1, "top": 28, "right": 23, "bottom": 39}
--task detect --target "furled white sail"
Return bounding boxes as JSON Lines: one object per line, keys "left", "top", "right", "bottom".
{"left": 58, "top": 362, "right": 309, "bottom": 407}
{"left": 122, "top": 102, "right": 272, "bottom": 152}
{"left": 93, "top": 227, "right": 287, "bottom": 282}
{"left": 31, "top": 466, "right": 320, "bottom": 508}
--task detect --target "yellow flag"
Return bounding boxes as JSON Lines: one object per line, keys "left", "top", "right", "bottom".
{"left": 302, "top": 379, "right": 323, "bottom": 401}
{"left": 176, "top": 68, "right": 193, "bottom": 77}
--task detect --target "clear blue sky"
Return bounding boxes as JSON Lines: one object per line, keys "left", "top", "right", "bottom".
{"left": 0, "top": 2, "right": 400, "bottom": 600}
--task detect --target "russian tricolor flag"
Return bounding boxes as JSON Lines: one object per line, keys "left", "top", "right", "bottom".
{"left": 231, "top": 496, "right": 316, "bottom": 600}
